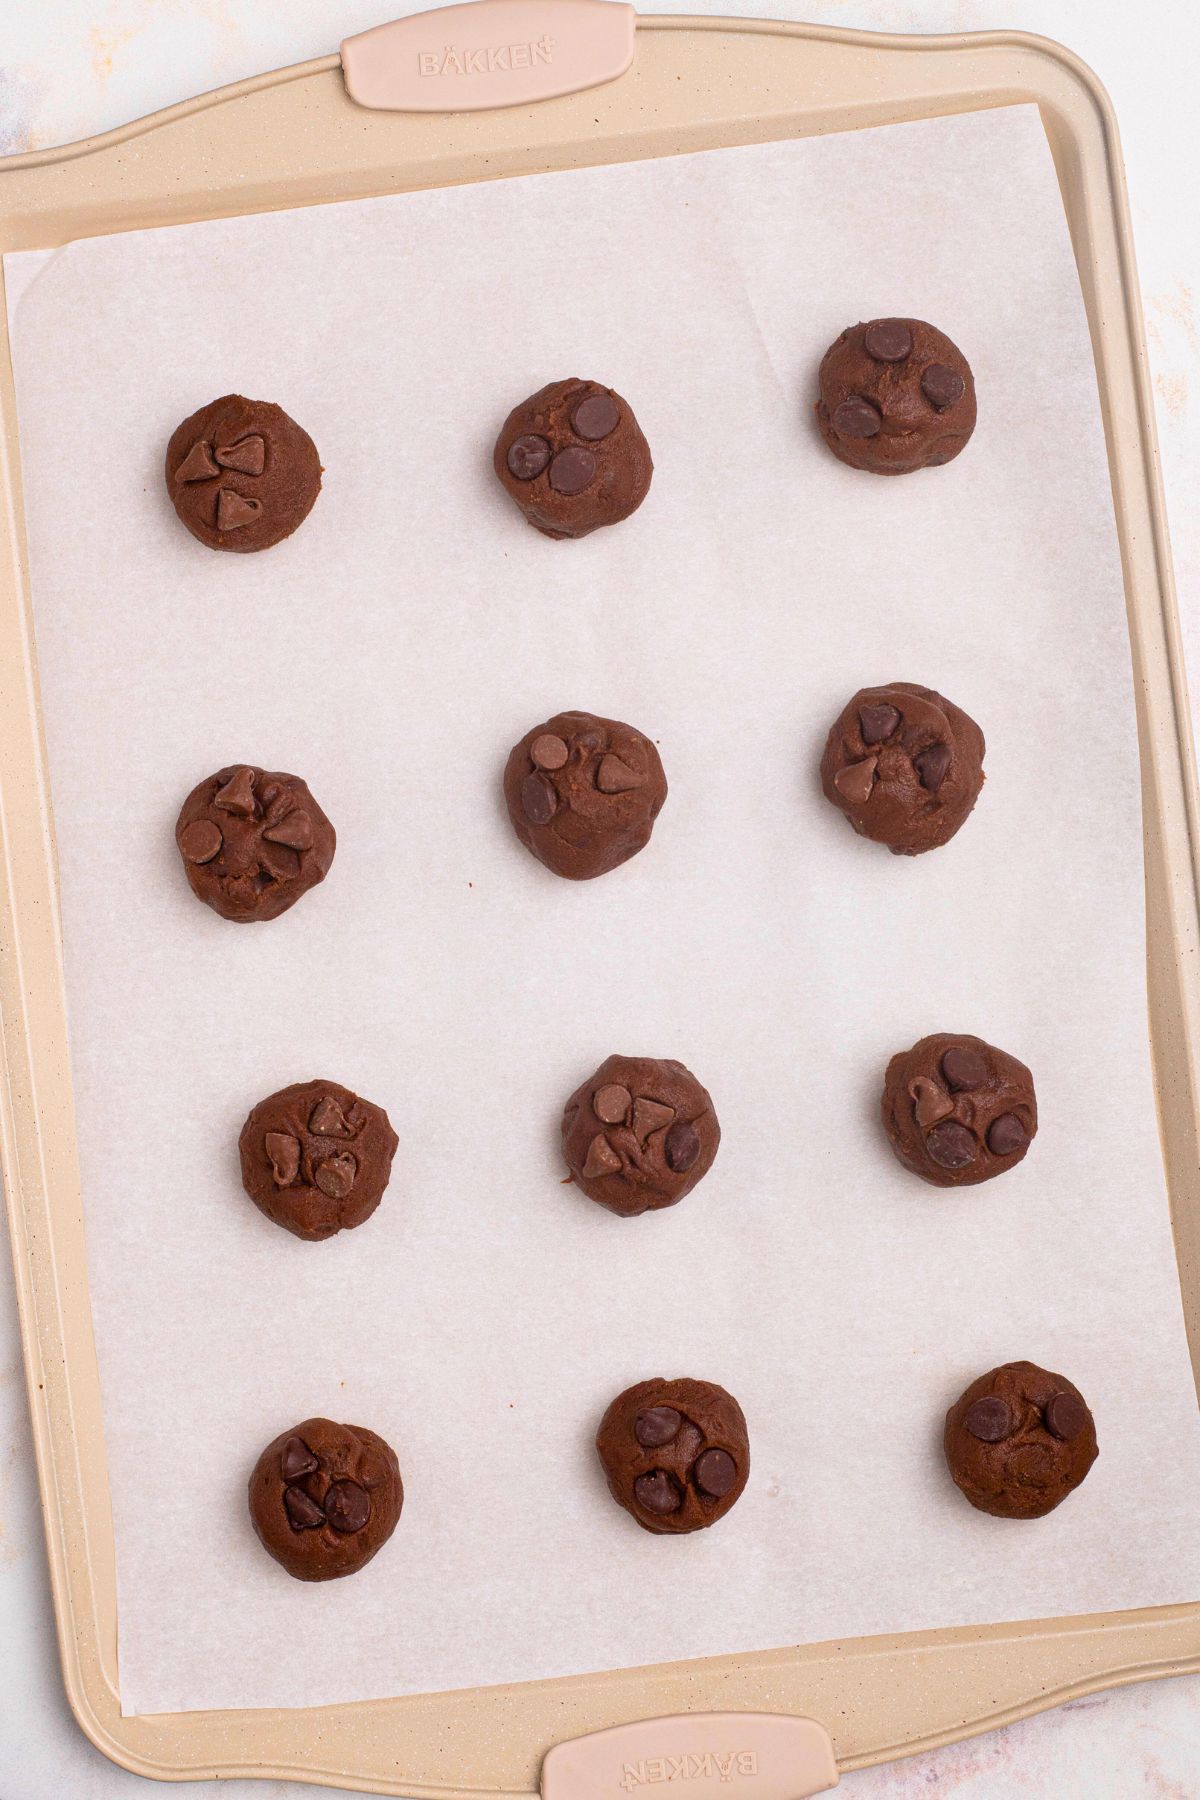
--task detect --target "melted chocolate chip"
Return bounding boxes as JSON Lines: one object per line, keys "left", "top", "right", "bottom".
{"left": 634, "top": 1406, "right": 682, "bottom": 1448}
{"left": 265, "top": 1132, "right": 301, "bottom": 1188}
{"left": 1045, "top": 1392, "right": 1088, "bottom": 1441}
{"left": 571, "top": 392, "right": 620, "bottom": 441}
{"left": 863, "top": 319, "right": 913, "bottom": 363}
{"left": 921, "top": 363, "right": 966, "bottom": 411}
{"left": 593, "top": 1083, "right": 633, "bottom": 1125}
{"left": 284, "top": 1486, "right": 325, "bottom": 1529}
{"left": 507, "top": 434, "right": 551, "bottom": 481}
{"left": 521, "top": 771, "right": 558, "bottom": 825}
{"left": 987, "top": 1113, "right": 1029, "bottom": 1157}
{"left": 941, "top": 1047, "right": 988, "bottom": 1091}
{"left": 914, "top": 743, "right": 952, "bottom": 793}
{"left": 693, "top": 1448, "right": 737, "bottom": 1497}
{"left": 314, "top": 1154, "right": 356, "bottom": 1200}
{"left": 633, "top": 1470, "right": 683, "bottom": 1516}
{"left": 324, "top": 1479, "right": 371, "bottom": 1534}
{"left": 216, "top": 488, "right": 262, "bottom": 533}
{"left": 664, "top": 1120, "right": 701, "bottom": 1173}
{"left": 280, "top": 1436, "right": 319, "bottom": 1482}
{"left": 832, "top": 397, "right": 882, "bottom": 439}
{"left": 833, "top": 757, "right": 877, "bottom": 807}
{"left": 859, "top": 703, "right": 901, "bottom": 745}
{"left": 548, "top": 446, "right": 597, "bottom": 495}
{"left": 926, "top": 1120, "right": 977, "bottom": 1170}
{"left": 964, "top": 1396, "right": 1011, "bottom": 1442}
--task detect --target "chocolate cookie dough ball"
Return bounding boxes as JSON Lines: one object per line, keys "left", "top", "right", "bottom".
{"left": 175, "top": 763, "right": 335, "bottom": 922}
{"left": 820, "top": 682, "right": 984, "bottom": 855}
{"left": 944, "top": 1362, "right": 1098, "bottom": 1519}
{"left": 504, "top": 710, "right": 667, "bottom": 880}
{"left": 596, "top": 1378, "right": 749, "bottom": 1535}
{"left": 239, "top": 1080, "right": 399, "bottom": 1240}
{"left": 562, "top": 1054, "right": 719, "bottom": 1216}
{"left": 248, "top": 1417, "right": 403, "bottom": 1580}
{"left": 882, "top": 1033, "right": 1037, "bottom": 1188}
{"left": 816, "top": 318, "right": 976, "bottom": 475}
{"left": 493, "top": 379, "right": 652, "bottom": 538}
{"left": 165, "top": 394, "right": 321, "bottom": 551}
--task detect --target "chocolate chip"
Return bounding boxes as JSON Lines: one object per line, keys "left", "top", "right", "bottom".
{"left": 909, "top": 1077, "right": 953, "bottom": 1129}
{"left": 664, "top": 1120, "right": 701, "bottom": 1173}
{"left": 921, "top": 363, "right": 966, "bottom": 411}
{"left": 507, "top": 434, "right": 551, "bottom": 480}
{"left": 216, "top": 488, "right": 263, "bottom": 532}
{"left": 941, "top": 1047, "right": 988, "bottom": 1091}
{"left": 863, "top": 319, "right": 913, "bottom": 363}
{"left": 596, "top": 755, "right": 644, "bottom": 794}
{"left": 259, "top": 840, "right": 300, "bottom": 882}
{"left": 832, "top": 397, "right": 881, "bottom": 439}
{"left": 215, "top": 435, "right": 266, "bottom": 475}
{"left": 176, "top": 440, "right": 220, "bottom": 483}
{"left": 915, "top": 743, "right": 952, "bottom": 793}
{"left": 593, "top": 1084, "right": 632, "bottom": 1125}
{"left": 926, "top": 1120, "right": 977, "bottom": 1170}
{"left": 179, "top": 819, "right": 222, "bottom": 864}
{"left": 964, "top": 1396, "right": 1011, "bottom": 1442}
{"left": 859, "top": 703, "right": 901, "bottom": 745}
{"left": 265, "top": 1131, "right": 301, "bottom": 1187}
{"left": 833, "top": 756, "right": 877, "bottom": 807}
{"left": 280, "top": 1435, "right": 319, "bottom": 1482}
{"left": 634, "top": 1406, "right": 681, "bottom": 1447}
{"left": 530, "top": 733, "right": 569, "bottom": 771}
{"left": 324, "top": 1479, "right": 371, "bottom": 1534}
{"left": 987, "top": 1113, "right": 1029, "bottom": 1157}
{"left": 314, "top": 1153, "right": 356, "bottom": 1199}
{"left": 633, "top": 1471, "right": 683, "bottom": 1516}
{"left": 263, "top": 789, "right": 293, "bottom": 827}
{"left": 309, "top": 1095, "right": 351, "bottom": 1136}
{"left": 263, "top": 811, "right": 313, "bottom": 851}
{"left": 284, "top": 1486, "right": 325, "bottom": 1529}
{"left": 1045, "top": 1392, "right": 1088, "bottom": 1441}
{"left": 693, "top": 1448, "right": 737, "bottom": 1497}
{"left": 548, "top": 446, "right": 597, "bottom": 495}
{"left": 521, "top": 771, "right": 558, "bottom": 825}
{"left": 581, "top": 1133, "right": 622, "bottom": 1179}
{"left": 571, "top": 392, "right": 620, "bottom": 441}
{"left": 213, "top": 767, "right": 257, "bottom": 816}
{"left": 631, "top": 1097, "right": 675, "bottom": 1142}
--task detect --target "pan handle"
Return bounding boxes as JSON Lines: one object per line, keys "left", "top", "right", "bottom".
{"left": 541, "top": 1712, "right": 838, "bottom": 1798}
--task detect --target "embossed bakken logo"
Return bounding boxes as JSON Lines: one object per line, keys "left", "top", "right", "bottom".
{"left": 417, "top": 35, "right": 556, "bottom": 76}
{"left": 619, "top": 1751, "right": 760, "bottom": 1790}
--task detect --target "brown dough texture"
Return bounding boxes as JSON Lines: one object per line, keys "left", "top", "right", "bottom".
{"left": 562, "top": 1054, "right": 720, "bottom": 1216}
{"left": 881, "top": 1033, "right": 1037, "bottom": 1188}
{"left": 493, "top": 379, "right": 652, "bottom": 538}
{"left": 815, "top": 318, "right": 976, "bottom": 475}
{"left": 820, "top": 682, "right": 984, "bottom": 856}
{"left": 165, "top": 394, "right": 322, "bottom": 552}
{"left": 175, "top": 763, "right": 335, "bottom": 922}
{"left": 248, "top": 1417, "right": 403, "bottom": 1580}
{"left": 504, "top": 710, "right": 667, "bottom": 881}
{"left": 596, "top": 1377, "right": 750, "bottom": 1535}
{"left": 239, "top": 1079, "right": 399, "bottom": 1240}
{"left": 944, "top": 1362, "right": 1098, "bottom": 1519}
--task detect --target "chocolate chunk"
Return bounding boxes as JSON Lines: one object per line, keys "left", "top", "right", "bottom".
{"left": 634, "top": 1407, "right": 682, "bottom": 1448}
{"left": 548, "top": 446, "right": 597, "bottom": 495}
{"left": 281, "top": 1435, "right": 319, "bottom": 1482}
{"left": 987, "top": 1113, "right": 1029, "bottom": 1157}
{"left": 215, "top": 435, "right": 266, "bottom": 475}
{"left": 631, "top": 1097, "right": 675, "bottom": 1142}
{"left": 581, "top": 1133, "right": 623, "bottom": 1179}
{"left": 265, "top": 1131, "right": 301, "bottom": 1187}
{"left": 863, "top": 319, "right": 914, "bottom": 363}
{"left": 941, "top": 1046, "right": 987, "bottom": 1091}
{"left": 593, "top": 1084, "right": 632, "bottom": 1125}
{"left": 507, "top": 434, "right": 552, "bottom": 481}
{"left": 530, "top": 733, "right": 569, "bottom": 771}
{"left": 521, "top": 772, "right": 558, "bottom": 826}
{"left": 633, "top": 1471, "right": 683, "bottom": 1516}
{"left": 324, "top": 1479, "right": 371, "bottom": 1534}
{"left": 833, "top": 757, "right": 877, "bottom": 806}
{"left": 213, "top": 766, "right": 257, "bottom": 816}
{"left": 571, "top": 392, "right": 620, "bottom": 441}
{"left": 664, "top": 1120, "right": 701, "bottom": 1173}
{"left": 314, "top": 1154, "right": 356, "bottom": 1199}
{"left": 693, "top": 1448, "right": 737, "bottom": 1497}
{"left": 921, "top": 363, "right": 966, "bottom": 411}
{"left": 309, "top": 1095, "right": 351, "bottom": 1137}
{"left": 914, "top": 743, "right": 953, "bottom": 793}
{"left": 926, "top": 1120, "right": 977, "bottom": 1170}
{"left": 964, "top": 1396, "right": 1011, "bottom": 1443}
{"left": 216, "top": 488, "right": 263, "bottom": 532}
{"left": 176, "top": 440, "right": 220, "bottom": 482}
{"left": 832, "top": 397, "right": 882, "bottom": 439}
{"left": 859, "top": 703, "right": 901, "bottom": 745}
{"left": 909, "top": 1077, "right": 953, "bottom": 1129}
{"left": 284, "top": 1486, "right": 325, "bottom": 1530}
{"left": 596, "top": 755, "right": 644, "bottom": 794}
{"left": 179, "top": 819, "right": 222, "bottom": 864}
{"left": 1045, "top": 1392, "right": 1088, "bottom": 1441}
{"left": 264, "top": 811, "right": 314, "bottom": 851}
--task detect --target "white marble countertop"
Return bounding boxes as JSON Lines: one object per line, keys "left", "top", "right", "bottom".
{"left": 2, "top": 1, "right": 1199, "bottom": 1794}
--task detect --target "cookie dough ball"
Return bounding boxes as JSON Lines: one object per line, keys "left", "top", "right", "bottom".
{"left": 493, "top": 379, "right": 652, "bottom": 538}
{"left": 944, "top": 1363, "right": 1098, "bottom": 1519}
{"left": 820, "top": 682, "right": 984, "bottom": 855}
{"left": 882, "top": 1033, "right": 1036, "bottom": 1188}
{"left": 816, "top": 318, "right": 976, "bottom": 475}
{"left": 562, "top": 1054, "right": 719, "bottom": 1216}
{"left": 504, "top": 711, "right": 667, "bottom": 881}
{"left": 248, "top": 1417, "right": 403, "bottom": 1580}
{"left": 165, "top": 394, "right": 321, "bottom": 552}
{"left": 596, "top": 1378, "right": 749, "bottom": 1535}
{"left": 239, "top": 1080, "right": 399, "bottom": 1240}
{"left": 175, "top": 763, "right": 335, "bottom": 922}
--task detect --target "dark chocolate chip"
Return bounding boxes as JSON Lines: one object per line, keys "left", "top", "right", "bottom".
{"left": 832, "top": 397, "right": 882, "bottom": 439}
{"left": 941, "top": 1046, "right": 988, "bottom": 1092}
{"left": 324, "top": 1479, "right": 371, "bottom": 1534}
{"left": 635, "top": 1406, "right": 682, "bottom": 1448}
{"left": 664, "top": 1120, "right": 701, "bottom": 1174}
{"left": 921, "top": 363, "right": 966, "bottom": 411}
{"left": 548, "top": 446, "right": 597, "bottom": 495}
{"left": 507, "top": 434, "right": 551, "bottom": 481}
{"left": 693, "top": 1448, "right": 737, "bottom": 1497}
{"left": 859, "top": 703, "right": 901, "bottom": 745}
{"left": 926, "top": 1120, "right": 977, "bottom": 1170}
{"left": 280, "top": 1436, "right": 319, "bottom": 1482}
{"left": 633, "top": 1471, "right": 683, "bottom": 1516}
{"left": 521, "top": 771, "right": 558, "bottom": 825}
{"left": 284, "top": 1486, "right": 325, "bottom": 1529}
{"left": 987, "top": 1113, "right": 1029, "bottom": 1157}
{"left": 964, "top": 1396, "right": 1011, "bottom": 1442}
{"left": 914, "top": 743, "right": 953, "bottom": 793}
{"left": 1045, "top": 1392, "right": 1088, "bottom": 1441}
{"left": 863, "top": 319, "right": 913, "bottom": 363}
{"left": 571, "top": 392, "right": 620, "bottom": 441}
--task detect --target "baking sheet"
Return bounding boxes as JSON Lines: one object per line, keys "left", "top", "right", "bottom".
{"left": 6, "top": 102, "right": 1200, "bottom": 1719}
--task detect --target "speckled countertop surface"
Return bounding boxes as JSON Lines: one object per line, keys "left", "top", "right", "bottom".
{"left": 2, "top": 1, "right": 1200, "bottom": 1795}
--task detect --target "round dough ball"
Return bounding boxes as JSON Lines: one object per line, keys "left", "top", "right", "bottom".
{"left": 881, "top": 1033, "right": 1037, "bottom": 1188}
{"left": 504, "top": 711, "right": 667, "bottom": 881}
{"left": 562, "top": 1054, "right": 720, "bottom": 1216}
{"left": 165, "top": 394, "right": 322, "bottom": 552}
{"left": 820, "top": 682, "right": 984, "bottom": 856}
{"left": 248, "top": 1417, "right": 403, "bottom": 1580}
{"left": 239, "top": 1079, "right": 399, "bottom": 1240}
{"left": 175, "top": 763, "right": 335, "bottom": 922}
{"left": 493, "top": 379, "right": 652, "bottom": 538}
{"left": 815, "top": 318, "right": 976, "bottom": 475}
{"left": 944, "top": 1362, "right": 1098, "bottom": 1519}
{"left": 596, "top": 1377, "right": 749, "bottom": 1535}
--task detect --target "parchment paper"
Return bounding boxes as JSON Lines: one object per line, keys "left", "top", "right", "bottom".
{"left": 7, "top": 104, "right": 1200, "bottom": 1719}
